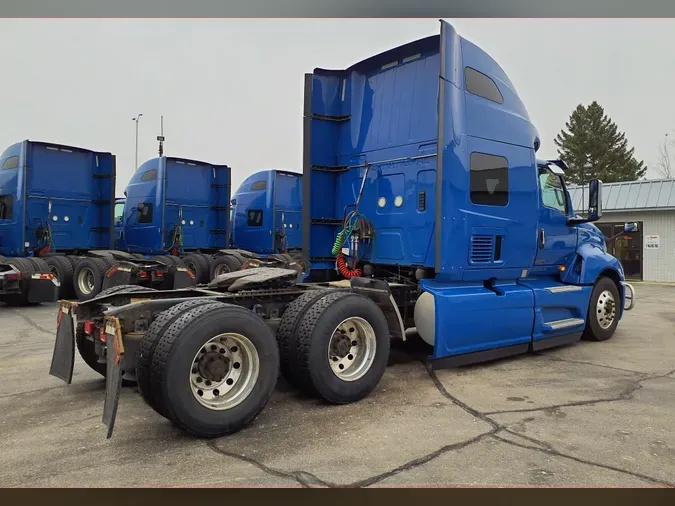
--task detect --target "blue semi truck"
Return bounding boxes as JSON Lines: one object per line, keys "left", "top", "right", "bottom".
{"left": 230, "top": 169, "right": 302, "bottom": 255}
{"left": 112, "top": 158, "right": 301, "bottom": 284}
{"left": 51, "top": 20, "right": 636, "bottom": 440}
{"left": 0, "top": 140, "right": 193, "bottom": 304}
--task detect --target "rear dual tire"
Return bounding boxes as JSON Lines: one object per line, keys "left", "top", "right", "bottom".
{"left": 142, "top": 303, "right": 279, "bottom": 437}
{"left": 277, "top": 291, "right": 390, "bottom": 404}
{"left": 73, "top": 256, "right": 116, "bottom": 301}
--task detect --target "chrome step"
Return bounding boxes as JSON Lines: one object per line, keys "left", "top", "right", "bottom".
{"left": 543, "top": 317, "right": 585, "bottom": 331}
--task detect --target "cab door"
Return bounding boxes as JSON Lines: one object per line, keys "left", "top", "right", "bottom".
{"left": 534, "top": 166, "right": 577, "bottom": 267}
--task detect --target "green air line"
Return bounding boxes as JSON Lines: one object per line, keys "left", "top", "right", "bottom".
{"left": 332, "top": 229, "right": 347, "bottom": 256}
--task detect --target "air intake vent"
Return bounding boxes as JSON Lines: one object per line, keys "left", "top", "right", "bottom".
{"left": 470, "top": 235, "right": 494, "bottom": 264}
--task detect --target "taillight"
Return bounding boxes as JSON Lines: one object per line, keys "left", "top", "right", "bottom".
{"left": 106, "top": 266, "right": 119, "bottom": 278}
{"left": 138, "top": 271, "right": 148, "bottom": 279}
{"left": 84, "top": 321, "right": 95, "bottom": 336}
{"left": 7, "top": 273, "right": 21, "bottom": 280}
{"left": 155, "top": 271, "right": 164, "bottom": 278}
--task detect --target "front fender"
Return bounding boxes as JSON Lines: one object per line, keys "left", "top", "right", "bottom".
{"left": 576, "top": 242, "right": 625, "bottom": 285}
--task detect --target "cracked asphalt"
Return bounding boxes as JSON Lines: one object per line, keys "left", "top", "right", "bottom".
{"left": 0, "top": 282, "right": 673, "bottom": 487}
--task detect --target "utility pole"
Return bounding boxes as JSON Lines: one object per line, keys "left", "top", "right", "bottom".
{"left": 132, "top": 113, "right": 143, "bottom": 169}
{"left": 157, "top": 115, "right": 165, "bottom": 157}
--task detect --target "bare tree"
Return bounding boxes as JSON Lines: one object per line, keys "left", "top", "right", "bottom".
{"left": 656, "top": 134, "right": 674, "bottom": 179}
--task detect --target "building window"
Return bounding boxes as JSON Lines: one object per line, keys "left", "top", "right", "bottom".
{"left": 470, "top": 152, "right": 509, "bottom": 207}
{"left": 141, "top": 169, "right": 157, "bottom": 182}
{"left": 251, "top": 181, "right": 267, "bottom": 191}
{"left": 0, "top": 195, "right": 13, "bottom": 220}
{"left": 1, "top": 156, "right": 19, "bottom": 170}
{"left": 247, "top": 209, "right": 263, "bottom": 227}
{"left": 137, "top": 203, "right": 154, "bottom": 223}
{"left": 465, "top": 67, "right": 504, "bottom": 104}
{"left": 538, "top": 168, "right": 568, "bottom": 214}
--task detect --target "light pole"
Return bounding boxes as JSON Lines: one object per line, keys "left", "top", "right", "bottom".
{"left": 132, "top": 113, "right": 143, "bottom": 170}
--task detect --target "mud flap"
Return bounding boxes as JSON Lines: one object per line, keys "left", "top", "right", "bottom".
{"left": 102, "top": 267, "right": 134, "bottom": 291}
{"left": 102, "top": 317, "right": 124, "bottom": 439}
{"left": 349, "top": 277, "right": 406, "bottom": 341}
{"left": 49, "top": 303, "right": 76, "bottom": 384}
{"left": 173, "top": 267, "right": 197, "bottom": 289}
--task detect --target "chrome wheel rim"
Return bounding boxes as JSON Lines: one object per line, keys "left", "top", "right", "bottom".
{"left": 49, "top": 265, "right": 59, "bottom": 280}
{"left": 189, "top": 333, "right": 260, "bottom": 410}
{"left": 185, "top": 261, "right": 197, "bottom": 277}
{"left": 77, "top": 267, "right": 96, "bottom": 295}
{"left": 328, "top": 317, "right": 377, "bottom": 382}
{"left": 213, "top": 264, "right": 230, "bottom": 277}
{"left": 596, "top": 289, "right": 616, "bottom": 330}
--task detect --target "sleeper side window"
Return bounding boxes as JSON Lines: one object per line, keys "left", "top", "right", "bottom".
{"left": 465, "top": 67, "right": 504, "bottom": 104}
{"left": 137, "top": 203, "right": 154, "bottom": 223}
{"left": 1, "top": 156, "right": 19, "bottom": 170}
{"left": 247, "top": 209, "right": 263, "bottom": 227}
{"left": 538, "top": 168, "right": 568, "bottom": 214}
{"left": 250, "top": 181, "right": 267, "bottom": 191}
{"left": 0, "top": 195, "right": 13, "bottom": 220}
{"left": 470, "top": 153, "right": 509, "bottom": 207}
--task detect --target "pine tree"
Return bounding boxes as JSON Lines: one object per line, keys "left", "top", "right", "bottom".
{"left": 554, "top": 101, "right": 647, "bottom": 185}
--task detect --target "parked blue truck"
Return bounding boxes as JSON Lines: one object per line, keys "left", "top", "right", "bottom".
{"left": 50, "top": 20, "right": 635, "bottom": 440}
{"left": 0, "top": 140, "right": 192, "bottom": 304}
{"left": 230, "top": 169, "right": 302, "bottom": 255}
{"left": 112, "top": 157, "right": 300, "bottom": 284}
{"left": 115, "top": 164, "right": 304, "bottom": 281}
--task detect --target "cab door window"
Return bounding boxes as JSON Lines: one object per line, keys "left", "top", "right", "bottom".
{"left": 538, "top": 168, "right": 567, "bottom": 214}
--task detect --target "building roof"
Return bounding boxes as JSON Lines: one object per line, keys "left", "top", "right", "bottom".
{"left": 568, "top": 178, "right": 675, "bottom": 213}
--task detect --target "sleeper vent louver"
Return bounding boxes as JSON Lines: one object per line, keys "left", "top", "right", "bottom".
{"left": 470, "top": 235, "right": 494, "bottom": 264}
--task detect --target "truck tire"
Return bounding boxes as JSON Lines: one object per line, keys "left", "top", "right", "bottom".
{"left": 26, "top": 257, "right": 50, "bottom": 274}
{"left": 137, "top": 300, "right": 226, "bottom": 417}
{"left": 276, "top": 289, "right": 333, "bottom": 386}
{"left": 150, "top": 255, "right": 173, "bottom": 267}
{"left": 44, "top": 256, "right": 75, "bottom": 299}
{"left": 227, "top": 252, "right": 247, "bottom": 266}
{"left": 210, "top": 255, "right": 242, "bottom": 279}
{"left": 73, "top": 257, "right": 109, "bottom": 301}
{"left": 75, "top": 322, "right": 106, "bottom": 377}
{"left": 150, "top": 303, "right": 279, "bottom": 437}
{"left": 65, "top": 255, "right": 81, "bottom": 270}
{"left": 98, "top": 284, "right": 157, "bottom": 298}
{"left": 292, "top": 291, "right": 390, "bottom": 404}
{"left": 3, "top": 258, "right": 36, "bottom": 306}
{"left": 164, "top": 255, "right": 184, "bottom": 267}
{"left": 582, "top": 277, "right": 621, "bottom": 342}
{"left": 182, "top": 253, "right": 210, "bottom": 284}
{"left": 198, "top": 253, "right": 215, "bottom": 271}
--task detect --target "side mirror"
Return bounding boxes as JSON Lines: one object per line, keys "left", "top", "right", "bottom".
{"left": 624, "top": 222, "right": 639, "bottom": 233}
{"left": 587, "top": 179, "right": 603, "bottom": 222}
{"left": 231, "top": 199, "right": 237, "bottom": 206}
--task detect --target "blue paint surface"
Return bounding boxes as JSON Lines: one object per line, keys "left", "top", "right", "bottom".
{"left": 118, "top": 156, "right": 230, "bottom": 255}
{"left": 0, "top": 140, "right": 115, "bottom": 257}
{"left": 303, "top": 21, "right": 626, "bottom": 361}
{"left": 231, "top": 169, "right": 302, "bottom": 254}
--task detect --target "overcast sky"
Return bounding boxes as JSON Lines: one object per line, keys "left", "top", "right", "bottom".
{"left": 1, "top": 19, "right": 673, "bottom": 195}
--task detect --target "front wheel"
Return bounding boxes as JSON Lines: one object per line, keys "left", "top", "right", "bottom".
{"left": 582, "top": 277, "right": 621, "bottom": 342}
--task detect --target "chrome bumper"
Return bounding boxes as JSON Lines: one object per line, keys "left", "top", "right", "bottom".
{"left": 622, "top": 282, "right": 636, "bottom": 311}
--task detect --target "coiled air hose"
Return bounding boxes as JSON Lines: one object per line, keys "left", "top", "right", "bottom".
{"left": 337, "top": 251, "right": 362, "bottom": 278}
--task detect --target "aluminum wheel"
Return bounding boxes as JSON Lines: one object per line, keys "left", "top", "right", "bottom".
{"left": 596, "top": 289, "right": 616, "bottom": 330}
{"left": 49, "top": 265, "right": 60, "bottom": 280}
{"left": 189, "top": 333, "right": 260, "bottom": 410}
{"left": 328, "top": 317, "right": 377, "bottom": 382}
{"left": 76, "top": 267, "right": 96, "bottom": 295}
{"left": 213, "top": 264, "right": 231, "bottom": 277}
